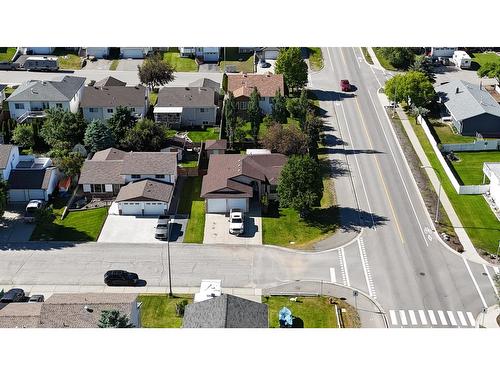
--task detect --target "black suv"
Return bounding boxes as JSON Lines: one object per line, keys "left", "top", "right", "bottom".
{"left": 104, "top": 270, "right": 139, "bottom": 286}
{"left": 0, "top": 288, "right": 25, "bottom": 303}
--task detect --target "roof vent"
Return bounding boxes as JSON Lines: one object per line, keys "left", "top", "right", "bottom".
{"left": 84, "top": 305, "right": 93, "bottom": 313}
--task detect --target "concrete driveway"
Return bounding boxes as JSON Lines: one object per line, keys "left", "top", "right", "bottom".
{"left": 116, "top": 59, "right": 143, "bottom": 71}
{"left": 203, "top": 208, "right": 262, "bottom": 245}
{"left": 83, "top": 59, "right": 112, "bottom": 70}
{"left": 0, "top": 208, "right": 35, "bottom": 242}
{"left": 433, "top": 65, "right": 498, "bottom": 87}
{"left": 98, "top": 214, "right": 186, "bottom": 243}
{"left": 256, "top": 59, "right": 276, "bottom": 74}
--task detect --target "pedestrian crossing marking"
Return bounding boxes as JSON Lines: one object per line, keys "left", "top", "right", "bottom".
{"left": 457, "top": 311, "right": 467, "bottom": 326}
{"left": 408, "top": 310, "right": 418, "bottom": 325}
{"left": 329, "top": 268, "right": 336, "bottom": 283}
{"left": 418, "top": 310, "right": 427, "bottom": 325}
{"left": 437, "top": 310, "right": 448, "bottom": 325}
{"left": 466, "top": 312, "right": 476, "bottom": 326}
{"left": 428, "top": 310, "right": 437, "bottom": 325}
{"left": 447, "top": 311, "right": 458, "bottom": 326}
{"left": 388, "top": 309, "right": 476, "bottom": 327}
{"left": 399, "top": 310, "right": 408, "bottom": 325}
{"left": 389, "top": 310, "right": 398, "bottom": 325}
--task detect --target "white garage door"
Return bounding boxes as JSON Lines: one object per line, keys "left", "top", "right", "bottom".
{"left": 264, "top": 50, "right": 278, "bottom": 60}
{"left": 121, "top": 49, "right": 143, "bottom": 59}
{"left": 144, "top": 202, "right": 166, "bottom": 216}
{"left": 120, "top": 202, "right": 142, "bottom": 215}
{"left": 227, "top": 198, "right": 247, "bottom": 212}
{"left": 207, "top": 199, "right": 226, "bottom": 213}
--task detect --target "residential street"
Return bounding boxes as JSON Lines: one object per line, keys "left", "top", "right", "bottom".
{"left": 0, "top": 48, "right": 498, "bottom": 328}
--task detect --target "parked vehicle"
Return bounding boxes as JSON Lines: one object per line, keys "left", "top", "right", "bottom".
{"left": 23, "top": 56, "right": 59, "bottom": 72}
{"left": 28, "top": 294, "right": 44, "bottom": 303}
{"left": 0, "top": 61, "right": 15, "bottom": 70}
{"left": 24, "top": 200, "right": 44, "bottom": 223}
{"left": 229, "top": 208, "right": 245, "bottom": 236}
{"left": 104, "top": 270, "right": 139, "bottom": 286}
{"left": 340, "top": 79, "right": 351, "bottom": 92}
{"left": 0, "top": 288, "right": 25, "bottom": 303}
{"left": 154, "top": 215, "right": 171, "bottom": 240}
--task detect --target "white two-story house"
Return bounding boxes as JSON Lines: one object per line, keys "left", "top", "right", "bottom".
{"left": 6, "top": 76, "right": 85, "bottom": 122}
{"left": 179, "top": 47, "right": 220, "bottom": 62}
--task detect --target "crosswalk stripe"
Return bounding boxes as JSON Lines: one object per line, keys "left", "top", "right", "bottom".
{"left": 329, "top": 268, "right": 336, "bottom": 283}
{"left": 447, "top": 311, "right": 458, "bottom": 326}
{"left": 466, "top": 312, "right": 476, "bottom": 327}
{"left": 389, "top": 310, "right": 398, "bottom": 325}
{"left": 408, "top": 310, "right": 418, "bottom": 325}
{"left": 428, "top": 310, "right": 438, "bottom": 325}
{"left": 457, "top": 311, "right": 467, "bottom": 326}
{"left": 437, "top": 310, "right": 448, "bottom": 325}
{"left": 399, "top": 310, "right": 408, "bottom": 326}
{"left": 418, "top": 310, "right": 427, "bottom": 325}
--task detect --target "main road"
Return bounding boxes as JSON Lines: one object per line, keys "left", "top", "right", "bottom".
{"left": 0, "top": 48, "right": 498, "bottom": 328}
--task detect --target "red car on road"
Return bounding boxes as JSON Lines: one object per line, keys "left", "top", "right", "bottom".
{"left": 340, "top": 79, "right": 351, "bottom": 92}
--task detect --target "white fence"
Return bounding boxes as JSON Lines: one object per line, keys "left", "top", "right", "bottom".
{"left": 441, "top": 139, "right": 500, "bottom": 152}
{"left": 417, "top": 115, "right": 490, "bottom": 195}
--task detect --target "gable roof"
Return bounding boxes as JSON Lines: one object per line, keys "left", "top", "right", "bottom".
{"left": 0, "top": 144, "right": 16, "bottom": 169}
{"left": 205, "top": 139, "right": 227, "bottom": 150}
{"left": 227, "top": 73, "right": 284, "bottom": 98}
{"left": 189, "top": 78, "right": 221, "bottom": 91}
{"left": 94, "top": 76, "right": 127, "bottom": 88}
{"left": 7, "top": 75, "right": 85, "bottom": 102}
{"left": 92, "top": 147, "right": 127, "bottom": 161}
{"left": 8, "top": 168, "right": 56, "bottom": 190}
{"left": 437, "top": 80, "right": 500, "bottom": 121}
{"left": 182, "top": 294, "right": 268, "bottom": 328}
{"left": 121, "top": 152, "right": 177, "bottom": 175}
{"left": 78, "top": 160, "right": 125, "bottom": 184}
{"left": 115, "top": 179, "right": 174, "bottom": 202}
{"left": 201, "top": 153, "right": 286, "bottom": 198}
{"left": 80, "top": 85, "right": 147, "bottom": 108}
{"left": 156, "top": 87, "right": 217, "bottom": 108}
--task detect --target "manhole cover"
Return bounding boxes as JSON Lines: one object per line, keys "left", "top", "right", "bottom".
{"left": 419, "top": 272, "right": 426, "bottom": 276}
{"left": 482, "top": 272, "right": 488, "bottom": 276}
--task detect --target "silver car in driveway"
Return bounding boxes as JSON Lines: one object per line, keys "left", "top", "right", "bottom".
{"left": 229, "top": 209, "right": 245, "bottom": 236}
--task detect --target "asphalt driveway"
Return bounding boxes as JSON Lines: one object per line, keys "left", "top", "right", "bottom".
{"left": 203, "top": 209, "right": 262, "bottom": 245}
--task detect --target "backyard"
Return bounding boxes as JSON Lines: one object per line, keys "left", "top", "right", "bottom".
{"left": 30, "top": 198, "right": 108, "bottom": 241}
{"left": 220, "top": 47, "right": 255, "bottom": 73}
{"left": 428, "top": 120, "right": 476, "bottom": 145}
{"left": 162, "top": 49, "right": 198, "bottom": 72}
{"left": 138, "top": 294, "right": 194, "bottom": 328}
{"left": 178, "top": 177, "right": 205, "bottom": 243}
{"left": 0, "top": 47, "right": 16, "bottom": 61}
{"left": 187, "top": 127, "right": 220, "bottom": 142}
{"left": 451, "top": 151, "right": 500, "bottom": 185}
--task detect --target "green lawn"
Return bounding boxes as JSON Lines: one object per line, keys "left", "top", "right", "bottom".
{"left": 429, "top": 120, "right": 476, "bottom": 144}
{"left": 53, "top": 48, "right": 82, "bottom": 70}
{"left": 162, "top": 50, "right": 198, "bottom": 72}
{"left": 0, "top": 47, "right": 16, "bottom": 61}
{"left": 179, "top": 150, "right": 198, "bottom": 168}
{"left": 406, "top": 115, "right": 500, "bottom": 254}
{"left": 373, "top": 47, "right": 397, "bottom": 70}
{"left": 30, "top": 199, "right": 108, "bottom": 241}
{"left": 109, "top": 60, "right": 119, "bottom": 71}
{"left": 307, "top": 47, "right": 324, "bottom": 71}
{"left": 241, "top": 118, "right": 300, "bottom": 141}
{"left": 220, "top": 47, "right": 255, "bottom": 73}
{"left": 138, "top": 294, "right": 194, "bottom": 328}
{"left": 361, "top": 47, "right": 373, "bottom": 64}
{"left": 451, "top": 151, "right": 500, "bottom": 185}
{"left": 471, "top": 52, "right": 500, "bottom": 68}
{"left": 263, "top": 296, "right": 338, "bottom": 328}
{"left": 187, "top": 127, "right": 220, "bottom": 142}
{"left": 178, "top": 177, "right": 205, "bottom": 243}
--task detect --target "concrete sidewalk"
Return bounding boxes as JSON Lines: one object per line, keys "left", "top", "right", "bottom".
{"left": 476, "top": 305, "right": 499, "bottom": 328}
{"left": 367, "top": 47, "right": 385, "bottom": 70}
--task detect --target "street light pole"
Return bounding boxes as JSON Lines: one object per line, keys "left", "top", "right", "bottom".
{"left": 421, "top": 165, "right": 442, "bottom": 223}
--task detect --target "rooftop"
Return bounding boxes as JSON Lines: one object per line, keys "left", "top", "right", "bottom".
{"left": 7, "top": 75, "right": 86, "bottom": 102}
{"left": 81, "top": 85, "right": 147, "bottom": 109}
{"left": 227, "top": 73, "right": 284, "bottom": 98}
{"left": 156, "top": 86, "right": 217, "bottom": 108}
{"left": 115, "top": 179, "right": 174, "bottom": 203}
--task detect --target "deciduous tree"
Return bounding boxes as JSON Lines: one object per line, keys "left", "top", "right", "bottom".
{"left": 40, "top": 109, "right": 87, "bottom": 152}
{"left": 138, "top": 54, "right": 175, "bottom": 91}
{"left": 477, "top": 61, "right": 500, "bottom": 82}
{"left": 12, "top": 124, "right": 35, "bottom": 150}
{"left": 261, "top": 123, "right": 308, "bottom": 156}
{"left": 275, "top": 47, "right": 308, "bottom": 92}
{"left": 56, "top": 152, "right": 85, "bottom": 178}
{"left": 385, "top": 71, "right": 435, "bottom": 108}
{"left": 378, "top": 47, "right": 416, "bottom": 70}
{"left": 122, "top": 118, "right": 167, "bottom": 151}
{"left": 303, "top": 110, "right": 322, "bottom": 160}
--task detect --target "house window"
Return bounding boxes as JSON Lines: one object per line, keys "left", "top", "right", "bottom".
{"left": 239, "top": 101, "right": 248, "bottom": 110}
{"left": 55, "top": 103, "right": 63, "bottom": 108}
{"left": 14, "top": 103, "right": 25, "bottom": 110}
{"left": 107, "top": 108, "right": 114, "bottom": 113}
{"left": 89, "top": 108, "right": 97, "bottom": 113}
{"left": 155, "top": 174, "right": 165, "bottom": 179}
{"left": 202, "top": 121, "right": 209, "bottom": 125}
{"left": 91, "top": 184, "right": 105, "bottom": 193}
{"left": 131, "top": 174, "right": 141, "bottom": 179}
{"left": 200, "top": 108, "right": 206, "bottom": 113}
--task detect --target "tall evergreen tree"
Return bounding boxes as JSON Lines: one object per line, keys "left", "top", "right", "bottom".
{"left": 98, "top": 310, "right": 134, "bottom": 328}
{"left": 271, "top": 89, "right": 288, "bottom": 124}
{"left": 84, "top": 119, "right": 115, "bottom": 153}
{"left": 108, "top": 106, "right": 134, "bottom": 146}
{"left": 303, "top": 110, "right": 322, "bottom": 161}
{"left": 224, "top": 91, "right": 237, "bottom": 149}
{"left": 247, "top": 88, "right": 262, "bottom": 144}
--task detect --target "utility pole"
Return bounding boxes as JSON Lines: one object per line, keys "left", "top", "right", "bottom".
{"left": 167, "top": 218, "right": 173, "bottom": 297}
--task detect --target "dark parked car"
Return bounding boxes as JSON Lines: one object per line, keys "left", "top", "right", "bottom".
{"left": 0, "top": 288, "right": 25, "bottom": 303}
{"left": 28, "top": 294, "right": 44, "bottom": 303}
{"left": 104, "top": 270, "right": 139, "bottom": 286}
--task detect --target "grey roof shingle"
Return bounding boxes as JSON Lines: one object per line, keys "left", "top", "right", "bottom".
{"left": 437, "top": 80, "right": 500, "bottom": 121}
{"left": 92, "top": 147, "right": 127, "bottom": 161}
{"left": 156, "top": 87, "right": 217, "bottom": 108}
{"left": 189, "top": 78, "right": 221, "bottom": 91}
{"left": 0, "top": 302, "right": 42, "bottom": 328}
{"left": 78, "top": 160, "right": 125, "bottom": 185}
{"left": 0, "top": 144, "right": 15, "bottom": 170}
{"left": 121, "top": 152, "right": 177, "bottom": 175}
{"left": 8, "top": 167, "right": 56, "bottom": 189}
{"left": 182, "top": 294, "right": 268, "bottom": 328}
{"left": 115, "top": 179, "right": 174, "bottom": 202}
{"left": 7, "top": 75, "right": 85, "bottom": 102}
{"left": 81, "top": 85, "right": 146, "bottom": 108}
{"left": 205, "top": 139, "right": 227, "bottom": 150}
{"left": 94, "top": 76, "right": 127, "bottom": 88}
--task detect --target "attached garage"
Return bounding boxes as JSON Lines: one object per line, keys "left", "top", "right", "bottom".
{"left": 118, "top": 201, "right": 168, "bottom": 216}
{"left": 8, "top": 167, "right": 59, "bottom": 203}
{"left": 206, "top": 198, "right": 248, "bottom": 213}
{"left": 8, "top": 189, "right": 45, "bottom": 202}
{"left": 263, "top": 48, "right": 279, "bottom": 60}
{"left": 120, "top": 48, "right": 147, "bottom": 59}
{"left": 115, "top": 179, "right": 173, "bottom": 216}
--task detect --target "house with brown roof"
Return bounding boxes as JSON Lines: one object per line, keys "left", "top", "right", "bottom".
{"left": 205, "top": 139, "right": 227, "bottom": 157}
{"left": 78, "top": 147, "right": 178, "bottom": 216}
{"left": 154, "top": 86, "right": 218, "bottom": 128}
{"left": 201, "top": 153, "right": 287, "bottom": 213}
{"left": 227, "top": 73, "right": 284, "bottom": 115}
{"left": 80, "top": 76, "right": 148, "bottom": 121}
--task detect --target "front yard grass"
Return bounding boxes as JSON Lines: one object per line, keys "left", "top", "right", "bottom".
{"left": 138, "top": 294, "right": 194, "bottom": 328}
{"left": 372, "top": 47, "right": 397, "bottom": 71}
{"left": 471, "top": 52, "right": 500, "bottom": 68}
{"left": 53, "top": 48, "right": 82, "bottom": 70}
{"left": 30, "top": 198, "right": 108, "bottom": 241}
{"left": 187, "top": 127, "right": 220, "bottom": 142}
{"left": 178, "top": 177, "right": 205, "bottom": 243}
{"left": 307, "top": 47, "right": 324, "bottom": 71}
{"left": 162, "top": 49, "right": 198, "bottom": 72}
{"left": 263, "top": 296, "right": 338, "bottom": 328}
{"left": 407, "top": 115, "right": 500, "bottom": 254}
{"left": 451, "top": 151, "right": 500, "bottom": 185}
{"left": 0, "top": 47, "right": 16, "bottom": 61}
{"left": 220, "top": 47, "right": 255, "bottom": 73}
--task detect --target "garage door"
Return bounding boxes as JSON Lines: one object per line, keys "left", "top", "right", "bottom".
{"left": 121, "top": 49, "right": 143, "bottom": 59}
{"left": 144, "top": 202, "right": 166, "bottom": 216}
{"left": 120, "top": 202, "right": 141, "bottom": 215}
{"left": 8, "top": 189, "right": 45, "bottom": 202}
{"left": 227, "top": 198, "right": 247, "bottom": 212}
{"left": 264, "top": 50, "right": 278, "bottom": 60}
{"left": 206, "top": 199, "right": 226, "bottom": 213}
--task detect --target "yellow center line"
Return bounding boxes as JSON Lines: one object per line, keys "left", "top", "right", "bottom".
{"left": 353, "top": 96, "right": 406, "bottom": 244}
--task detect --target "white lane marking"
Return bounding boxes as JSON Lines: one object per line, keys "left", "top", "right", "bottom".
{"left": 418, "top": 310, "right": 428, "bottom": 325}
{"left": 483, "top": 264, "right": 499, "bottom": 297}
{"left": 466, "top": 312, "right": 476, "bottom": 326}
{"left": 352, "top": 47, "right": 361, "bottom": 68}
{"left": 457, "top": 311, "right": 467, "bottom": 326}
{"left": 447, "top": 311, "right": 458, "bottom": 326}
{"left": 339, "top": 247, "right": 350, "bottom": 286}
{"left": 437, "top": 310, "right": 448, "bottom": 325}
{"left": 494, "top": 266, "right": 499, "bottom": 275}
{"left": 330, "top": 267, "right": 336, "bottom": 283}
{"left": 462, "top": 257, "right": 488, "bottom": 308}
{"left": 357, "top": 238, "right": 376, "bottom": 298}
{"left": 408, "top": 310, "right": 418, "bottom": 325}
{"left": 399, "top": 310, "right": 408, "bottom": 326}
{"left": 428, "top": 310, "right": 438, "bottom": 325}
{"left": 389, "top": 310, "right": 398, "bottom": 325}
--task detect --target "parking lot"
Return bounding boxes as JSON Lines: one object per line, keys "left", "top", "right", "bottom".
{"left": 203, "top": 209, "right": 262, "bottom": 245}
{"left": 0, "top": 207, "right": 36, "bottom": 242}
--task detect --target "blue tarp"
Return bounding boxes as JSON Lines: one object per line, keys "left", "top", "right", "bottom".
{"left": 279, "top": 307, "right": 293, "bottom": 326}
